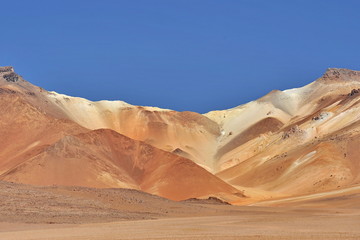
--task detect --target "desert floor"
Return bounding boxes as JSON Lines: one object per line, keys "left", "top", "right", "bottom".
{"left": 1, "top": 209, "right": 359, "bottom": 240}
{"left": 0, "top": 181, "right": 359, "bottom": 240}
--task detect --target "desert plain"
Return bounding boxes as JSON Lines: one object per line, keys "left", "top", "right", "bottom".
{"left": 0, "top": 181, "right": 359, "bottom": 239}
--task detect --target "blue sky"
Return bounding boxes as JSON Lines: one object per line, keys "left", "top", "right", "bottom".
{"left": 1, "top": 0, "right": 360, "bottom": 113}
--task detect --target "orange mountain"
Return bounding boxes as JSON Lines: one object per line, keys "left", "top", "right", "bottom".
{"left": 0, "top": 66, "right": 242, "bottom": 202}
{"left": 1, "top": 66, "right": 359, "bottom": 204}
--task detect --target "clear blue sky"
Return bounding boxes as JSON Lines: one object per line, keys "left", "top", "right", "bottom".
{"left": 1, "top": 0, "right": 360, "bottom": 113}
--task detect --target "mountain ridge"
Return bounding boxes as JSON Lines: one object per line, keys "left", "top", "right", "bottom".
{"left": 1, "top": 66, "right": 359, "bottom": 204}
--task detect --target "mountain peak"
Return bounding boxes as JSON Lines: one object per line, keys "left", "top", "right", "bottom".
{"left": 320, "top": 68, "right": 360, "bottom": 82}
{"left": 0, "top": 66, "right": 15, "bottom": 73}
{"left": 0, "top": 66, "right": 19, "bottom": 83}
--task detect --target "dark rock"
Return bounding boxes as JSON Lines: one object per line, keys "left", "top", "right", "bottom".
{"left": 183, "top": 196, "right": 231, "bottom": 205}
{"left": 282, "top": 125, "right": 303, "bottom": 139}
{"left": 348, "top": 88, "right": 360, "bottom": 96}
{"left": 282, "top": 132, "right": 290, "bottom": 139}
{"left": 3, "top": 72, "right": 19, "bottom": 82}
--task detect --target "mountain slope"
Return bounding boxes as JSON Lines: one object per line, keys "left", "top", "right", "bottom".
{"left": 1, "top": 66, "right": 360, "bottom": 204}
{"left": 209, "top": 69, "right": 360, "bottom": 201}
{"left": 0, "top": 129, "right": 243, "bottom": 201}
{"left": 0, "top": 66, "right": 243, "bottom": 202}
{"left": 0, "top": 67, "right": 221, "bottom": 171}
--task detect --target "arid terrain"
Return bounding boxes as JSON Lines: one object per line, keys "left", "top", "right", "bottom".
{"left": 0, "top": 181, "right": 359, "bottom": 240}
{"left": 0, "top": 66, "right": 359, "bottom": 239}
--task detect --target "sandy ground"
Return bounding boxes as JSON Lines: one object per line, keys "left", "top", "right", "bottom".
{"left": 0, "top": 181, "right": 359, "bottom": 240}
{"left": 1, "top": 209, "right": 359, "bottom": 240}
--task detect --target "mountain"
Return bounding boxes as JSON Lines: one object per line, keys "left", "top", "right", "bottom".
{"left": 211, "top": 68, "right": 360, "bottom": 202}
{"left": 0, "top": 66, "right": 359, "bottom": 204}
{"left": 0, "top": 66, "right": 242, "bottom": 202}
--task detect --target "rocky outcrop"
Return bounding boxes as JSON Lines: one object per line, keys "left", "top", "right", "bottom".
{"left": 0, "top": 66, "right": 14, "bottom": 73}
{"left": 281, "top": 125, "right": 304, "bottom": 139}
{"left": 2, "top": 72, "right": 19, "bottom": 82}
{"left": 348, "top": 88, "right": 360, "bottom": 96}
{"left": 0, "top": 66, "right": 20, "bottom": 82}
{"left": 320, "top": 68, "right": 360, "bottom": 82}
